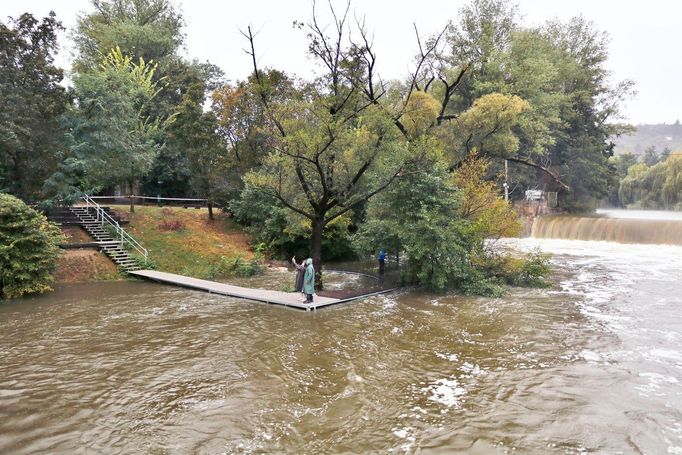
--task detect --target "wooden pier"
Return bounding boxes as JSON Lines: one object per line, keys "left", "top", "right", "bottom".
{"left": 129, "top": 270, "right": 394, "bottom": 310}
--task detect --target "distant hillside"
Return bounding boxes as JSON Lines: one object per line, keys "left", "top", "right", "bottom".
{"left": 614, "top": 121, "right": 682, "bottom": 155}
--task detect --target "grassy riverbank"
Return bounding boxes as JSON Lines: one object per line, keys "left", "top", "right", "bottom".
{"left": 113, "top": 205, "right": 254, "bottom": 278}
{"left": 54, "top": 206, "right": 256, "bottom": 283}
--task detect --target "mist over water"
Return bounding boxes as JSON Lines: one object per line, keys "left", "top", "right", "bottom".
{"left": 1, "top": 229, "right": 682, "bottom": 453}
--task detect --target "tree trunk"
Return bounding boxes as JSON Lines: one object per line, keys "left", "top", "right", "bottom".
{"left": 208, "top": 201, "right": 214, "bottom": 220}
{"left": 129, "top": 180, "right": 135, "bottom": 213}
{"left": 310, "top": 218, "right": 325, "bottom": 289}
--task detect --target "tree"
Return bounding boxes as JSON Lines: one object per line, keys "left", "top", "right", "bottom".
{"left": 211, "top": 69, "right": 295, "bottom": 205}
{"left": 541, "top": 17, "right": 633, "bottom": 210}
{"left": 241, "top": 6, "right": 413, "bottom": 283}
{"left": 0, "top": 193, "right": 65, "bottom": 299}
{"left": 49, "top": 47, "right": 175, "bottom": 209}
{"left": 643, "top": 145, "right": 660, "bottom": 166}
{"left": 606, "top": 152, "right": 639, "bottom": 206}
{"left": 0, "top": 12, "right": 69, "bottom": 201}
{"left": 438, "top": 1, "right": 633, "bottom": 209}
{"left": 171, "top": 72, "right": 230, "bottom": 213}
{"left": 354, "top": 148, "right": 527, "bottom": 296}
{"left": 142, "top": 60, "right": 224, "bottom": 198}
{"left": 73, "top": 0, "right": 183, "bottom": 71}
{"left": 74, "top": 0, "right": 222, "bottom": 198}
{"left": 618, "top": 156, "right": 682, "bottom": 209}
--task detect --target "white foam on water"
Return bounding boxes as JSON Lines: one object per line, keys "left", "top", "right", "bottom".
{"left": 435, "top": 351, "right": 459, "bottom": 362}
{"left": 647, "top": 349, "right": 682, "bottom": 363}
{"left": 459, "top": 362, "right": 486, "bottom": 377}
{"left": 422, "top": 378, "right": 466, "bottom": 407}
{"left": 500, "top": 238, "right": 682, "bottom": 331}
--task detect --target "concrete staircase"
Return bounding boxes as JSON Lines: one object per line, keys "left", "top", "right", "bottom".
{"left": 70, "top": 207, "right": 142, "bottom": 273}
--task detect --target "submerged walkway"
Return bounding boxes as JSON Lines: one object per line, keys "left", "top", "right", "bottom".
{"left": 129, "top": 270, "right": 395, "bottom": 310}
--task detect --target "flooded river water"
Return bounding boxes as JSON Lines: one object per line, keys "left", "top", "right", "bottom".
{"left": 1, "top": 238, "right": 682, "bottom": 454}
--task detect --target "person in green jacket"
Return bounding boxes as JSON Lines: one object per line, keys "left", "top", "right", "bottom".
{"left": 303, "top": 258, "right": 315, "bottom": 303}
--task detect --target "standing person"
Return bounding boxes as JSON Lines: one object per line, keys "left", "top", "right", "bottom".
{"left": 378, "top": 249, "right": 387, "bottom": 285}
{"left": 303, "top": 258, "right": 315, "bottom": 303}
{"left": 292, "top": 256, "right": 306, "bottom": 302}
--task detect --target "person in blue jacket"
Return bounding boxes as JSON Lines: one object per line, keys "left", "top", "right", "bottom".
{"left": 378, "top": 249, "right": 387, "bottom": 285}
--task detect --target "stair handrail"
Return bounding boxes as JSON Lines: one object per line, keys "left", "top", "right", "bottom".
{"left": 82, "top": 194, "right": 148, "bottom": 264}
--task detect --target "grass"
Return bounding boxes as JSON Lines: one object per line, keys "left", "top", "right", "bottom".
{"left": 111, "top": 205, "right": 254, "bottom": 279}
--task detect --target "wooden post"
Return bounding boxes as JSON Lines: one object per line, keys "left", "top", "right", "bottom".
{"left": 208, "top": 201, "right": 214, "bottom": 220}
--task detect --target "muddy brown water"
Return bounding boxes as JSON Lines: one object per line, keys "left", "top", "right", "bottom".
{"left": 1, "top": 239, "right": 682, "bottom": 454}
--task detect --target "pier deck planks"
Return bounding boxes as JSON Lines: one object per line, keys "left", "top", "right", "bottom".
{"left": 129, "top": 270, "right": 341, "bottom": 310}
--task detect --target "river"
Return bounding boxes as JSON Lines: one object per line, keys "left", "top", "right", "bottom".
{"left": 1, "top": 216, "right": 681, "bottom": 453}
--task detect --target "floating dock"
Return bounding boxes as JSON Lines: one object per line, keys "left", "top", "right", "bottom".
{"left": 129, "top": 270, "right": 396, "bottom": 310}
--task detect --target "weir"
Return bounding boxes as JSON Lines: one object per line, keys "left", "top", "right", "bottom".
{"left": 531, "top": 215, "right": 682, "bottom": 245}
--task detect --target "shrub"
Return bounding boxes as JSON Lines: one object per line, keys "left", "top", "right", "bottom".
{"left": 474, "top": 249, "right": 552, "bottom": 289}
{"left": 206, "top": 252, "right": 265, "bottom": 279}
{"left": 132, "top": 255, "right": 157, "bottom": 270}
{"left": 0, "top": 194, "right": 65, "bottom": 299}
{"left": 158, "top": 208, "right": 186, "bottom": 231}
{"left": 158, "top": 218, "right": 185, "bottom": 231}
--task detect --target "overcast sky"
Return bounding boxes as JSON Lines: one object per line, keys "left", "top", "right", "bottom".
{"left": 3, "top": 0, "right": 680, "bottom": 125}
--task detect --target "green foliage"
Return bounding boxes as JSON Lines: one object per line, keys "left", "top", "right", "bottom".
{"left": 142, "top": 60, "right": 225, "bottom": 198}
{"left": 642, "top": 146, "right": 660, "bottom": 167}
{"left": 402, "top": 91, "right": 441, "bottom": 137}
{"left": 72, "top": 0, "right": 224, "bottom": 199}
{"left": 211, "top": 69, "right": 295, "bottom": 200}
{"left": 0, "top": 194, "right": 65, "bottom": 299}
{"left": 206, "top": 253, "right": 264, "bottom": 280}
{"left": 440, "top": 93, "right": 529, "bottom": 163}
{"left": 443, "top": 1, "right": 633, "bottom": 210}
{"left": 618, "top": 155, "right": 682, "bottom": 210}
{"left": 354, "top": 152, "right": 539, "bottom": 296}
{"left": 132, "top": 255, "right": 157, "bottom": 270}
{"left": 231, "top": 185, "right": 354, "bottom": 261}
{"left": 0, "top": 12, "right": 69, "bottom": 201}
{"left": 73, "top": 0, "right": 184, "bottom": 71}
{"left": 475, "top": 249, "right": 551, "bottom": 288}
{"left": 46, "top": 47, "right": 175, "bottom": 202}
{"left": 606, "top": 153, "right": 639, "bottom": 206}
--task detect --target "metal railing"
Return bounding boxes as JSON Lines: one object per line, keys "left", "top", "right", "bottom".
{"left": 82, "top": 194, "right": 148, "bottom": 264}
{"left": 88, "top": 195, "right": 209, "bottom": 207}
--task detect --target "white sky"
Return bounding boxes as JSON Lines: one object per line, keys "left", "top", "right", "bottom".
{"left": 3, "top": 0, "right": 680, "bottom": 125}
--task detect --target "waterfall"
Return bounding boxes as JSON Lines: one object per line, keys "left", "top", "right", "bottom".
{"left": 531, "top": 215, "right": 682, "bottom": 245}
